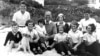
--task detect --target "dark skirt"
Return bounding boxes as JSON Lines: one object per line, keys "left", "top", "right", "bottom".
{"left": 69, "top": 42, "right": 86, "bottom": 55}
{"left": 29, "top": 42, "right": 39, "bottom": 53}
{"left": 85, "top": 42, "right": 100, "bottom": 56}
{"left": 54, "top": 41, "right": 69, "bottom": 55}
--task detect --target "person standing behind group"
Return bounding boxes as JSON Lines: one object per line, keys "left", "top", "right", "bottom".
{"left": 12, "top": 1, "right": 30, "bottom": 27}
{"left": 44, "top": 11, "right": 57, "bottom": 49}
{"left": 78, "top": 13, "right": 97, "bottom": 33}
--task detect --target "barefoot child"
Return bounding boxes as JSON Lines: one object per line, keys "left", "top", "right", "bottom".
{"left": 4, "top": 21, "right": 22, "bottom": 52}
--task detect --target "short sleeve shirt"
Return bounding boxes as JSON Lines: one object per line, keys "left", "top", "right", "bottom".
{"left": 68, "top": 30, "right": 83, "bottom": 43}
{"left": 83, "top": 32, "right": 97, "bottom": 43}
{"left": 78, "top": 18, "right": 97, "bottom": 32}
{"left": 35, "top": 25, "right": 47, "bottom": 35}
{"left": 21, "top": 27, "right": 38, "bottom": 39}
{"left": 54, "top": 33, "right": 68, "bottom": 42}
{"left": 12, "top": 11, "right": 30, "bottom": 26}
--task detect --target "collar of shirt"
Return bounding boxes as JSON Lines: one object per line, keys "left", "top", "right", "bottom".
{"left": 57, "top": 21, "right": 66, "bottom": 26}
{"left": 45, "top": 20, "right": 52, "bottom": 24}
{"left": 70, "top": 29, "right": 79, "bottom": 33}
{"left": 58, "top": 32, "right": 66, "bottom": 35}
{"left": 19, "top": 10, "right": 26, "bottom": 15}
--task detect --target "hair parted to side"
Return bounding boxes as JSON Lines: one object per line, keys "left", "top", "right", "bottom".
{"left": 11, "top": 21, "right": 18, "bottom": 26}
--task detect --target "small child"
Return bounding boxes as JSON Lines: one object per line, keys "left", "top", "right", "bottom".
{"left": 35, "top": 19, "right": 47, "bottom": 52}
{"left": 4, "top": 21, "right": 22, "bottom": 52}
{"left": 54, "top": 26, "right": 71, "bottom": 56}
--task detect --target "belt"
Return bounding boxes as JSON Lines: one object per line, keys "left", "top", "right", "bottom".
{"left": 19, "top": 26, "right": 25, "bottom": 28}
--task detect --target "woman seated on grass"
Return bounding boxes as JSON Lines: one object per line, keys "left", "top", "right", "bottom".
{"left": 83, "top": 24, "right": 100, "bottom": 56}
{"left": 68, "top": 22, "right": 84, "bottom": 56}
{"left": 4, "top": 21, "right": 22, "bottom": 52}
{"left": 53, "top": 26, "right": 71, "bottom": 56}
{"left": 17, "top": 20, "right": 40, "bottom": 54}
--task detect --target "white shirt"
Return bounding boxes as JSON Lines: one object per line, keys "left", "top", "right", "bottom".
{"left": 54, "top": 32, "right": 68, "bottom": 42}
{"left": 56, "top": 21, "right": 66, "bottom": 26}
{"left": 83, "top": 32, "right": 98, "bottom": 45}
{"left": 35, "top": 24, "right": 47, "bottom": 35}
{"left": 68, "top": 30, "right": 83, "bottom": 43}
{"left": 12, "top": 10, "right": 30, "bottom": 26}
{"left": 21, "top": 27, "right": 38, "bottom": 39}
{"left": 78, "top": 18, "right": 97, "bottom": 32}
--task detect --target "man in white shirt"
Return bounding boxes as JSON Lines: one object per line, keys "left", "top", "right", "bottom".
{"left": 78, "top": 13, "right": 97, "bottom": 33}
{"left": 12, "top": 2, "right": 30, "bottom": 27}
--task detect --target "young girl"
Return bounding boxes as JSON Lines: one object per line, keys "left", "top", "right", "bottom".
{"left": 68, "top": 22, "right": 83, "bottom": 55}
{"left": 54, "top": 26, "right": 71, "bottom": 56}
{"left": 83, "top": 24, "right": 100, "bottom": 56}
{"left": 35, "top": 19, "right": 47, "bottom": 52}
{"left": 4, "top": 21, "right": 22, "bottom": 52}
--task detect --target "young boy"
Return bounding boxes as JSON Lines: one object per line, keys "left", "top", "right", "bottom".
{"left": 4, "top": 21, "right": 22, "bottom": 52}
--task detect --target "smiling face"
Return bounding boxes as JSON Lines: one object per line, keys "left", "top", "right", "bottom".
{"left": 27, "top": 22, "right": 33, "bottom": 31}
{"left": 20, "top": 4, "right": 26, "bottom": 12}
{"left": 45, "top": 15, "right": 51, "bottom": 22}
{"left": 58, "top": 26, "right": 64, "bottom": 33}
{"left": 86, "top": 25, "right": 92, "bottom": 33}
{"left": 12, "top": 25, "right": 19, "bottom": 33}
{"left": 58, "top": 16, "right": 64, "bottom": 21}
{"left": 39, "top": 22, "right": 44, "bottom": 27}
{"left": 84, "top": 13, "right": 90, "bottom": 20}
{"left": 45, "top": 11, "right": 52, "bottom": 22}
{"left": 71, "top": 24, "right": 78, "bottom": 32}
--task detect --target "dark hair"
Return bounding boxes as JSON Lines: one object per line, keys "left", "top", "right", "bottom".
{"left": 25, "top": 20, "right": 34, "bottom": 26}
{"left": 11, "top": 21, "right": 18, "bottom": 26}
{"left": 20, "top": 1, "right": 27, "bottom": 6}
{"left": 86, "top": 24, "right": 96, "bottom": 32}
{"left": 38, "top": 19, "right": 45, "bottom": 25}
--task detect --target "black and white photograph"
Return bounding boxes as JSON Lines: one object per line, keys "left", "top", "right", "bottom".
{"left": 0, "top": 0, "right": 100, "bottom": 56}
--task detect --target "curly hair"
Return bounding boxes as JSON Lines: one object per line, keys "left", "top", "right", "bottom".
{"left": 87, "top": 24, "right": 96, "bottom": 32}
{"left": 38, "top": 19, "right": 45, "bottom": 25}
{"left": 25, "top": 20, "right": 34, "bottom": 26}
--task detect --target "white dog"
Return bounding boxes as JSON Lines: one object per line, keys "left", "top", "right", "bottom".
{"left": 17, "top": 33, "right": 31, "bottom": 53}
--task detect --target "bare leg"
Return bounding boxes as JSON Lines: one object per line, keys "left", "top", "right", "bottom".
{"left": 8, "top": 41, "right": 14, "bottom": 52}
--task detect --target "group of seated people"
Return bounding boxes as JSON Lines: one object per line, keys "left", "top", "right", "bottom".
{"left": 3, "top": 11, "right": 100, "bottom": 56}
